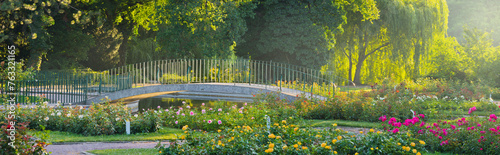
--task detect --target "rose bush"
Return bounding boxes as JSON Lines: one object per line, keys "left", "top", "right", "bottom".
{"left": 157, "top": 121, "right": 427, "bottom": 155}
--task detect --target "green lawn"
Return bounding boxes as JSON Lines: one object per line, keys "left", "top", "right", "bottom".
{"left": 87, "top": 148, "right": 157, "bottom": 155}
{"left": 29, "top": 127, "right": 184, "bottom": 143}
{"left": 302, "top": 119, "right": 382, "bottom": 129}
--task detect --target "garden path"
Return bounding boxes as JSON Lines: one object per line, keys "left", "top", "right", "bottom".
{"left": 46, "top": 141, "right": 172, "bottom": 155}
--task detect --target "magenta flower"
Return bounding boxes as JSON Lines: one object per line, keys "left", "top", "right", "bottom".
{"left": 480, "top": 131, "right": 485, "bottom": 134}
{"left": 218, "top": 108, "right": 222, "bottom": 112}
{"left": 218, "top": 120, "right": 222, "bottom": 124}
{"left": 392, "top": 128, "right": 399, "bottom": 133}
{"left": 165, "top": 109, "right": 169, "bottom": 112}
{"left": 157, "top": 106, "right": 161, "bottom": 109}
{"left": 477, "top": 124, "right": 481, "bottom": 127}
{"left": 175, "top": 121, "right": 178, "bottom": 124}
{"left": 451, "top": 125, "right": 456, "bottom": 130}
{"left": 208, "top": 120, "right": 213, "bottom": 124}
{"left": 439, "top": 136, "right": 442, "bottom": 140}
{"left": 190, "top": 111, "right": 195, "bottom": 116}
{"left": 202, "top": 109, "right": 206, "bottom": 114}
{"left": 202, "top": 103, "right": 205, "bottom": 106}
{"left": 419, "top": 114, "right": 425, "bottom": 118}
{"left": 490, "top": 114, "right": 498, "bottom": 120}
{"left": 418, "top": 130, "right": 424, "bottom": 134}
{"left": 420, "top": 121, "right": 425, "bottom": 127}
{"left": 433, "top": 123, "right": 439, "bottom": 128}
{"left": 468, "top": 106, "right": 477, "bottom": 114}
{"left": 181, "top": 113, "right": 185, "bottom": 116}
{"left": 186, "top": 106, "right": 191, "bottom": 109}
{"left": 443, "top": 131, "right": 448, "bottom": 136}
{"left": 440, "top": 140, "right": 448, "bottom": 146}
{"left": 379, "top": 115, "right": 387, "bottom": 122}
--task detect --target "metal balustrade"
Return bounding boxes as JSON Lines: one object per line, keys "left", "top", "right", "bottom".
{"left": 1, "top": 59, "right": 354, "bottom": 105}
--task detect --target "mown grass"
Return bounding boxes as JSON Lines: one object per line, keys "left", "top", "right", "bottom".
{"left": 87, "top": 148, "right": 157, "bottom": 155}
{"left": 29, "top": 127, "right": 184, "bottom": 143}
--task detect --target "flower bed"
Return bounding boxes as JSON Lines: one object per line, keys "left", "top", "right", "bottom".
{"left": 379, "top": 108, "right": 500, "bottom": 154}
{"left": 157, "top": 121, "right": 427, "bottom": 154}
{"left": 0, "top": 102, "right": 160, "bottom": 136}
{"left": 289, "top": 81, "right": 497, "bottom": 122}
{"left": 156, "top": 95, "right": 300, "bottom": 132}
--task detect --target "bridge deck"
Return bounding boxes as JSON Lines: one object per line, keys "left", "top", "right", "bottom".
{"left": 86, "top": 83, "right": 327, "bottom": 105}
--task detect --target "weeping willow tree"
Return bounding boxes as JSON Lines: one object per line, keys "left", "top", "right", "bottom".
{"left": 332, "top": 0, "right": 448, "bottom": 84}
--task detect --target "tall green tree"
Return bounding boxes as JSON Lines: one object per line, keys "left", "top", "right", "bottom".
{"left": 236, "top": 0, "right": 379, "bottom": 69}
{"left": 0, "top": 0, "right": 87, "bottom": 69}
{"left": 332, "top": 0, "right": 448, "bottom": 84}
{"left": 132, "top": 0, "right": 258, "bottom": 59}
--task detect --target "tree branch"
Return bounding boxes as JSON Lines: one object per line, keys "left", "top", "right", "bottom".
{"left": 366, "top": 42, "right": 390, "bottom": 57}
{"left": 342, "top": 50, "right": 351, "bottom": 59}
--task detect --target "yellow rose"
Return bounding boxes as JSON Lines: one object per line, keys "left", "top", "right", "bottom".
{"left": 411, "top": 142, "right": 416, "bottom": 147}
{"left": 302, "top": 146, "right": 308, "bottom": 150}
{"left": 419, "top": 140, "right": 425, "bottom": 145}
{"left": 332, "top": 139, "right": 337, "bottom": 144}
{"left": 268, "top": 134, "right": 276, "bottom": 139}
{"left": 334, "top": 151, "right": 338, "bottom": 154}
{"left": 325, "top": 145, "right": 331, "bottom": 150}
{"left": 298, "top": 142, "right": 302, "bottom": 145}
{"left": 294, "top": 127, "right": 298, "bottom": 132}
{"left": 182, "top": 125, "right": 188, "bottom": 130}
{"left": 359, "top": 131, "right": 363, "bottom": 134}
{"left": 377, "top": 131, "right": 381, "bottom": 134}
{"left": 283, "top": 145, "right": 288, "bottom": 150}
{"left": 370, "top": 148, "right": 374, "bottom": 150}
{"left": 321, "top": 143, "right": 327, "bottom": 148}
{"left": 355, "top": 153, "right": 359, "bottom": 155}
{"left": 282, "top": 120, "right": 287, "bottom": 124}
{"left": 417, "top": 152, "right": 421, "bottom": 155}
{"left": 413, "top": 149, "right": 417, "bottom": 153}
{"left": 369, "top": 129, "right": 375, "bottom": 132}
{"left": 217, "top": 130, "right": 221, "bottom": 133}
{"left": 180, "top": 135, "right": 186, "bottom": 139}
{"left": 231, "top": 137, "right": 234, "bottom": 140}
{"left": 337, "top": 136, "right": 342, "bottom": 140}
{"left": 397, "top": 143, "right": 401, "bottom": 146}
{"left": 269, "top": 143, "right": 275, "bottom": 148}
{"left": 405, "top": 147, "right": 410, "bottom": 151}
{"left": 333, "top": 123, "right": 337, "bottom": 127}
{"left": 293, "top": 144, "right": 298, "bottom": 148}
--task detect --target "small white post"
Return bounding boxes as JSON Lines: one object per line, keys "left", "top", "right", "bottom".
{"left": 410, "top": 109, "right": 415, "bottom": 118}
{"left": 264, "top": 115, "right": 271, "bottom": 134}
{"left": 126, "top": 120, "right": 130, "bottom": 135}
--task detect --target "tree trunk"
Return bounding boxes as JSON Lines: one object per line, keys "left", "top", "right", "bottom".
{"left": 413, "top": 40, "right": 421, "bottom": 79}
{"left": 348, "top": 58, "right": 353, "bottom": 84}
{"left": 27, "top": 50, "right": 45, "bottom": 70}
{"left": 117, "top": 31, "right": 130, "bottom": 66}
{"left": 354, "top": 32, "right": 368, "bottom": 85}
{"left": 353, "top": 56, "right": 365, "bottom": 85}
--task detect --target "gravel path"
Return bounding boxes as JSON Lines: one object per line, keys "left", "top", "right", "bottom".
{"left": 46, "top": 141, "right": 171, "bottom": 155}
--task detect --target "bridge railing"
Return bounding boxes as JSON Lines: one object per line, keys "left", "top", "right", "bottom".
{"left": 103, "top": 59, "right": 356, "bottom": 98}
{"left": 0, "top": 79, "right": 88, "bottom": 105}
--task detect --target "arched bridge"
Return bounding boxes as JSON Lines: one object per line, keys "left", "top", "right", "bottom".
{"left": 3, "top": 59, "right": 353, "bottom": 105}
